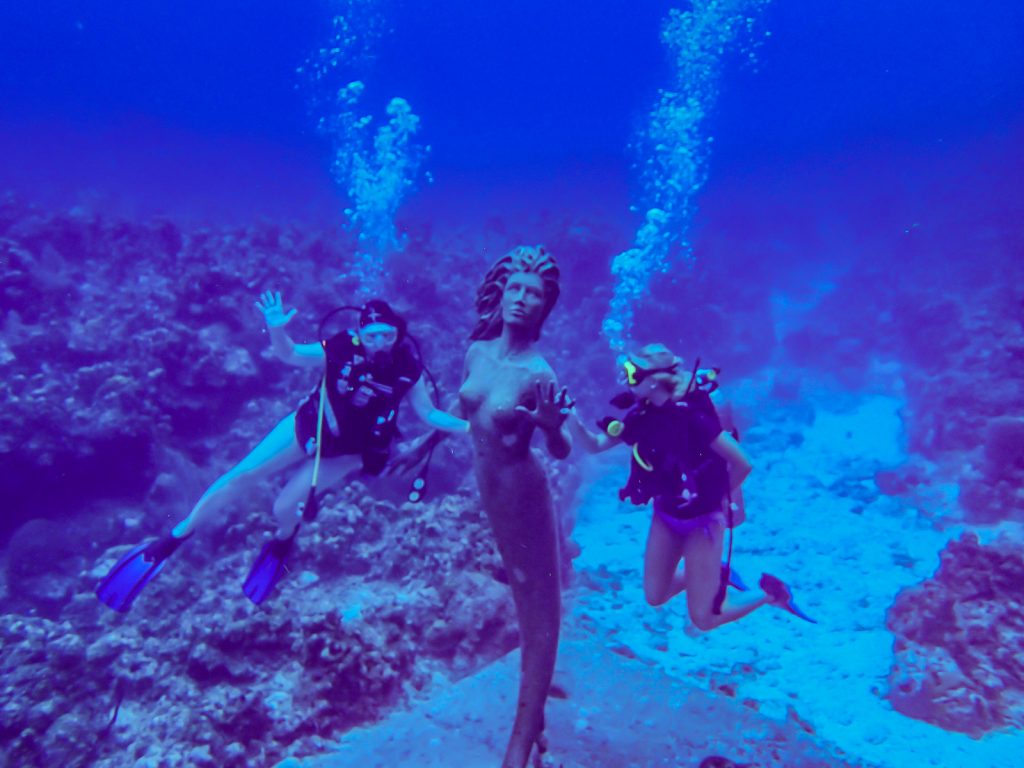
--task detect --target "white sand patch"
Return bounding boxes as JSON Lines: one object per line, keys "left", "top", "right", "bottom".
{"left": 568, "top": 393, "right": 1022, "bottom": 768}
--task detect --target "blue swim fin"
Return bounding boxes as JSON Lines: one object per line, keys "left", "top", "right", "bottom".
{"left": 96, "top": 533, "right": 188, "bottom": 613}
{"left": 726, "top": 562, "right": 750, "bottom": 592}
{"left": 242, "top": 530, "right": 297, "bottom": 605}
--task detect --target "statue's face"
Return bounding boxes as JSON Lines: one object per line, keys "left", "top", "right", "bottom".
{"left": 501, "top": 271, "right": 546, "bottom": 331}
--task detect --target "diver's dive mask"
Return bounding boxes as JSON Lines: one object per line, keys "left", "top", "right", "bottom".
{"left": 359, "top": 322, "right": 399, "bottom": 366}
{"left": 622, "top": 359, "right": 679, "bottom": 387}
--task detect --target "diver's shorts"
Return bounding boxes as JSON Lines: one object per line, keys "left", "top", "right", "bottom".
{"left": 653, "top": 495, "right": 729, "bottom": 539}
{"left": 294, "top": 400, "right": 389, "bottom": 474}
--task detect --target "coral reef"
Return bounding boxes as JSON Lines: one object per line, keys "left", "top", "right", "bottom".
{"left": 886, "top": 533, "right": 1024, "bottom": 736}
{"left": 0, "top": 200, "right": 365, "bottom": 539}
{"left": 0, "top": 197, "right": 602, "bottom": 541}
{"left": 777, "top": 248, "right": 1024, "bottom": 524}
{"left": 1, "top": 485, "right": 519, "bottom": 768}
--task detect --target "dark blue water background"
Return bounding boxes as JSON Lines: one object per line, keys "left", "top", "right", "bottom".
{"left": 2, "top": 0, "right": 1021, "bottom": 230}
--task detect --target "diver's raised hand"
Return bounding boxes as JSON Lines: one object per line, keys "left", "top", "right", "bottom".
{"left": 516, "top": 382, "right": 574, "bottom": 432}
{"left": 255, "top": 290, "right": 297, "bottom": 329}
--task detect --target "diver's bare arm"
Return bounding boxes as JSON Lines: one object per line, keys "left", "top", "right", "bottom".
{"left": 710, "top": 431, "right": 753, "bottom": 491}
{"left": 566, "top": 409, "right": 619, "bottom": 454}
{"left": 268, "top": 329, "right": 324, "bottom": 368}
{"left": 386, "top": 352, "right": 472, "bottom": 476}
{"left": 255, "top": 290, "right": 324, "bottom": 368}
{"left": 414, "top": 347, "right": 473, "bottom": 448}
{"left": 408, "top": 377, "right": 470, "bottom": 434}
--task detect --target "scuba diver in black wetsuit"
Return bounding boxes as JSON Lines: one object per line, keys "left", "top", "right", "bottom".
{"left": 567, "top": 343, "right": 815, "bottom": 632}
{"left": 95, "top": 292, "right": 468, "bottom": 612}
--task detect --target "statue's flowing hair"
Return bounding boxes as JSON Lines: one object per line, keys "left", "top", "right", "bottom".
{"left": 471, "top": 245, "right": 560, "bottom": 341}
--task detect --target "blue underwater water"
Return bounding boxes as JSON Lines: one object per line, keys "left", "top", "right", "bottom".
{"left": 1, "top": 2, "right": 1023, "bottom": 767}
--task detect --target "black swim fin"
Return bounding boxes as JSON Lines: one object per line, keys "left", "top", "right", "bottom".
{"left": 242, "top": 529, "right": 297, "bottom": 605}
{"left": 96, "top": 533, "right": 189, "bottom": 613}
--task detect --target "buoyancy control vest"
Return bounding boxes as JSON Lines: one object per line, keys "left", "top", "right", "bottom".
{"left": 296, "top": 330, "right": 422, "bottom": 473}
{"left": 599, "top": 371, "right": 729, "bottom": 518}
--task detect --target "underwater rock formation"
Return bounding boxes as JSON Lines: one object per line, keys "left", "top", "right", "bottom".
{"left": 886, "top": 533, "right": 1024, "bottom": 735}
{"left": 0, "top": 200, "right": 363, "bottom": 540}
{"left": 956, "top": 416, "right": 1024, "bottom": 524}
{"left": 777, "top": 246, "right": 1024, "bottom": 524}
{"left": 290, "top": 637, "right": 863, "bottom": 768}
{"left": 0, "top": 487, "right": 519, "bottom": 768}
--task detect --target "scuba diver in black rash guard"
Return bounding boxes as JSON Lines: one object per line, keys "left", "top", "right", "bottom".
{"left": 567, "top": 343, "right": 815, "bottom": 632}
{"left": 295, "top": 299, "right": 424, "bottom": 475}
{"left": 95, "top": 292, "right": 468, "bottom": 612}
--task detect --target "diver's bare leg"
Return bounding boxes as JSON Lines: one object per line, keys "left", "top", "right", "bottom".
{"left": 642, "top": 514, "right": 689, "bottom": 606}
{"left": 172, "top": 412, "right": 305, "bottom": 537}
{"left": 270, "top": 455, "right": 360, "bottom": 538}
{"left": 682, "top": 523, "right": 769, "bottom": 631}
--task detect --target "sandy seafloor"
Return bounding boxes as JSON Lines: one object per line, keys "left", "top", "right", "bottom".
{"left": 281, "top": 386, "right": 1023, "bottom": 768}
{"left": 564, "top": 390, "right": 1023, "bottom": 768}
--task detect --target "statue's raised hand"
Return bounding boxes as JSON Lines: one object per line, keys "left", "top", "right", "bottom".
{"left": 516, "top": 382, "right": 574, "bottom": 432}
